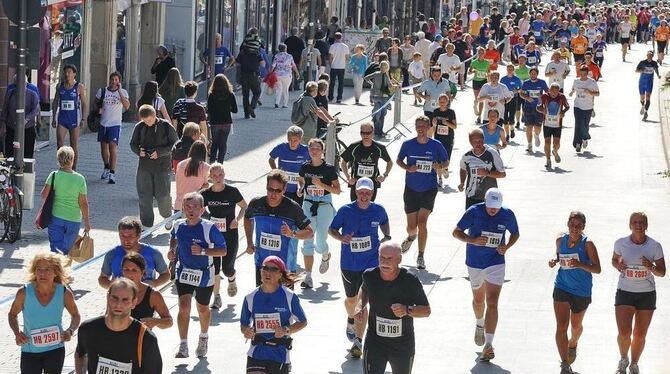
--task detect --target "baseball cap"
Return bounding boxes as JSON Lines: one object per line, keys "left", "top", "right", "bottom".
{"left": 485, "top": 188, "right": 503, "bottom": 209}
{"left": 356, "top": 177, "right": 374, "bottom": 191}
{"left": 262, "top": 255, "right": 287, "bottom": 273}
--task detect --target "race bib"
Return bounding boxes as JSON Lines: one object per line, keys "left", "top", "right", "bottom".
{"left": 528, "top": 56, "right": 537, "bottom": 64}
{"left": 644, "top": 67, "right": 655, "bottom": 74}
{"left": 481, "top": 231, "right": 503, "bottom": 248}
{"left": 576, "top": 89, "right": 587, "bottom": 99}
{"left": 376, "top": 316, "right": 402, "bottom": 338}
{"left": 415, "top": 160, "right": 433, "bottom": 173}
{"left": 29, "top": 326, "right": 60, "bottom": 348}
{"left": 97, "top": 356, "right": 132, "bottom": 374}
{"left": 475, "top": 70, "right": 487, "bottom": 79}
{"left": 215, "top": 56, "right": 224, "bottom": 64}
{"left": 61, "top": 100, "right": 75, "bottom": 111}
{"left": 306, "top": 185, "right": 325, "bottom": 196}
{"left": 357, "top": 164, "right": 375, "bottom": 178}
{"left": 559, "top": 253, "right": 580, "bottom": 269}
{"left": 350, "top": 236, "right": 372, "bottom": 252}
{"left": 595, "top": 51, "right": 603, "bottom": 58}
{"left": 286, "top": 172, "right": 300, "bottom": 185}
{"left": 430, "top": 99, "right": 439, "bottom": 108}
{"left": 489, "top": 95, "right": 499, "bottom": 102}
{"left": 529, "top": 90, "right": 540, "bottom": 99}
{"left": 622, "top": 32, "right": 630, "bottom": 38}
{"left": 624, "top": 265, "right": 649, "bottom": 280}
{"left": 260, "top": 232, "right": 281, "bottom": 251}
{"left": 534, "top": 31, "right": 542, "bottom": 36}
{"left": 211, "top": 217, "right": 227, "bottom": 232}
{"left": 179, "top": 267, "right": 203, "bottom": 287}
{"left": 546, "top": 114, "right": 560, "bottom": 127}
{"left": 436, "top": 124, "right": 450, "bottom": 136}
{"left": 254, "top": 312, "right": 282, "bottom": 334}
{"left": 469, "top": 166, "right": 481, "bottom": 178}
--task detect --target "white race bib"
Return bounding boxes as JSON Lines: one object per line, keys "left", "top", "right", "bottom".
{"left": 61, "top": 100, "right": 75, "bottom": 111}
{"left": 254, "top": 312, "right": 282, "bottom": 334}
{"left": 211, "top": 217, "right": 227, "bottom": 232}
{"left": 559, "top": 253, "right": 581, "bottom": 269}
{"left": 576, "top": 89, "right": 587, "bottom": 99}
{"left": 489, "top": 95, "right": 499, "bottom": 102}
{"left": 595, "top": 51, "right": 603, "bottom": 58}
{"left": 644, "top": 67, "right": 655, "bottom": 74}
{"left": 481, "top": 231, "right": 503, "bottom": 248}
{"left": 306, "top": 185, "right": 325, "bottom": 196}
{"left": 529, "top": 90, "right": 540, "bottom": 99}
{"left": 475, "top": 70, "right": 487, "bottom": 79}
{"left": 357, "top": 164, "right": 375, "bottom": 178}
{"left": 528, "top": 56, "right": 537, "bottom": 64}
{"left": 546, "top": 114, "right": 560, "bottom": 127}
{"left": 97, "top": 357, "right": 132, "bottom": 374}
{"left": 624, "top": 265, "right": 649, "bottom": 280}
{"left": 534, "top": 31, "right": 542, "bottom": 36}
{"left": 215, "top": 56, "right": 224, "bottom": 64}
{"left": 350, "top": 236, "right": 372, "bottom": 252}
{"left": 260, "top": 232, "right": 281, "bottom": 251}
{"left": 436, "top": 124, "right": 450, "bottom": 136}
{"left": 415, "top": 160, "right": 433, "bottom": 173}
{"left": 430, "top": 99, "right": 439, "bottom": 108}
{"left": 622, "top": 31, "right": 630, "bottom": 38}
{"left": 29, "top": 325, "right": 61, "bottom": 348}
{"left": 376, "top": 316, "right": 402, "bottom": 338}
{"left": 179, "top": 267, "right": 203, "bottom": 287}
{"left": 286, "top": 172, "right": 300, "bottom": 185}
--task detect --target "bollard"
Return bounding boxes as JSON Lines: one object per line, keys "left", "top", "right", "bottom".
{"left": 325, "top": 121, "right": 336, "bottom": 165}
{"left": 393, "top": 89, "right": 402, "bottom": 132}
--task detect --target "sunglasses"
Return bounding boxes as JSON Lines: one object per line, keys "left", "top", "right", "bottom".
{"left": 309, "top": 146, "right": 323, "bottom": 150}
{"left": 261, "top": 265, "right": 281, "bottom": 273}
{"left": 267, "top": 187, "right": 283, "bottom": 193}
{"left": 360, "top": 131, "right": 373, "bottom": 135}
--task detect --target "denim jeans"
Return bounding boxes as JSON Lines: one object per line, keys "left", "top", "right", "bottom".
{"left": 573, "top": 107, "right": 592, "bottom": 148}
{"left": 372, "top": 100, "right": 388, "bottom": 136}
{"left": 210, "top": 124, "right": 231, "bottom": 163}
{"left": 48, "top": 216, "right": 81, "bottom": 255}
{"left": 328, "top": 68, "right": 345, "bottom": 100}
{"left": 301, "top": 195, "right": 334, "bottom": 256}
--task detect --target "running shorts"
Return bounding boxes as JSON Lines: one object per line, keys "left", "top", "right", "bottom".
{"left": 97, "top": 125, "right": 121, "bottom": 144}
{"left": 403, "top": 186, "right": 438, "bottom": 214}
{"left": 473, "top": 79, "right": 487, "bottom": 91}
{"left": 553, "top": 287, "right": 591, "bottom": 313}
{"left": 247, "top": 357, "right": 290, "bottom": 374}
{"left": 657, "top": 40, "right": 667, "bottom": 52}
{"left": 615, "top": 289, "right": 656, "bottom": 310}
{"left": 467, "top": 264, "right": 505, "bottom": 289}
{"left": 175, "top": 281, "right": 214, "bottom": 306}
{"left": 639, "top": 77, "right": 654, "bottom": 95}
{"left": 341, "top": 270, "right": 365, "bottom": 298}
{"left": 543, "top": 126, "right": 562, "bottom": 138}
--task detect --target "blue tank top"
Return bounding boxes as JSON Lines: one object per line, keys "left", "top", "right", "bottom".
{"left": 480, "top": 125, "right": 503, "bottom": 146}
{"left": 109, "top": 244, "right": 160, "bottom": 281}
{"left": 22, "top": 283, "right": 65, "bottom": 353}
{"left": 57, "top": 82, "right": 80, "bottom": 126}
{"left": 554, "top": 234, "right": 593, "bottom": 297}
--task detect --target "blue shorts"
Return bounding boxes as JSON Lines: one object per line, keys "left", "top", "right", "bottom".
{"left": 97, "top": 125, "right": 121, "bottom": 144}
{"left": 58, "top": 122, "right": 78, "bottom": 130}
{"left": 639, "top": 78, "right": 654, "bottom": 95}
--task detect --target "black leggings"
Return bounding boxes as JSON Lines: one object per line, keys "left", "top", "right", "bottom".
{"left": 363, "top": 345, "right": 414, "bottom": 374}
{"left": 4, "top": 125, "right": 36, "bottom": 158}
{"left": 21, "top": 347, "right": 65, "bottom": 374}
{"left": 213, "top": 229, "right": 239, "bottom": 277}
{"left": 210, "top": 124, "right": 232, "bottom": 163}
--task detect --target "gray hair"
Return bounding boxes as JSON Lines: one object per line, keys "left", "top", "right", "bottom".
{"left": 56, "top": 146, "right": 75, "bottom": 167}
{"left": 291, "top": 27, "right": 299, "bottom": 36}
{"left": 305, "top": 81, "right": 318, "bottom": 94}
{"left": 278, "top": 43, "right": 287, "bottom": 52}
{"left": 287, "top": 125, "right": 304, "bottom": 138}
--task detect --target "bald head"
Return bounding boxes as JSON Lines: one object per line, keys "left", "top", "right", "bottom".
{"left": 380, "top": 242, "right": 401, "bottom": 257}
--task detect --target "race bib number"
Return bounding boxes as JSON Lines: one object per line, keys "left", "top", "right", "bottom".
{"left": 546, "top": 114, "right": 560, "bottom": 127}
{"left": 624, "top": 265, "right": 649, "bottom": 280}
{"left": 306, "top": 185, "right": 325, "bottom": 196}
{"left": 489, "top": 95, "right": 499, "bottom": 102}
{"left": 357, "top": 164, "right": 375, "bottom": 178}
{"left": 528, "top": 56, "right": 537, "bottom": 64}
{"left": 595, "top": 51, "right": 603, "bottom": 58}
{"left": 29, "top": 326, "right": 61, "bottom": 348}
{"left": 97, "top": 356, "right": 132, "bottom": 374}
{"left": 254, "top": 312, "right": 281, "bottom": 334}
{"left": 211, "top": 217, "right": 227, "bottom": 232}
{"left": 481, "top": 231, "right": 503, "bottom": 248}
{"left": 529, "top": 90, "right": 540, "bottom": 99}
{"left": 430, "top": 99, "right": 439, "bottom": 108}
{"left": 475, "top": 70, "right": 487, "bottom": 79}
{"left": 576, "top": 89, "right": 587, "bottom": 99}
{"left": 215, "top": 56, "right": 224, "bottom": 64}
{"left": 644, "top": 67, "right": 655, "bottom": 74}
{"left": 415, "top": 160, "right": 433, "bottom": 173}
{"left": 286, "top": 172, "right": 300, "bottom": 185}
{"left": 376, "top": 316, "right": 402, "bottom": 338}
{"left": 350, "top": 236, "right": 372, "bottom": 252}
{"left": 179, "top": 268, "right": 203, "bottom": 287}
{"left": 260, "top": 232, "right": 281, "bottom": 251}
{"left": 534, "top": 31, "right": 542, "bottom": 36}
{"left": 436, "top": 124, "right": 450, "bottom": 136}
{"left": 622, "top": 32, "right": 630, "bottom": 38}
{"left": 61, "top": 100, "right": 75, "bottom": 111}
{"left": 559, "top": 253, "right": 580, "bottom": 269}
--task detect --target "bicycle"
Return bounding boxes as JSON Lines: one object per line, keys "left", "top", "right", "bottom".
{"left": 318, "top": 113, "right": 350, "bottom": 179}
{"left": 0, "top": 160, "right": 23, "bottom": 243}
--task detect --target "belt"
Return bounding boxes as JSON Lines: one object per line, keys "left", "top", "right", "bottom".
{"left": 251, "top": 335, "right": 293, "bottom": 350}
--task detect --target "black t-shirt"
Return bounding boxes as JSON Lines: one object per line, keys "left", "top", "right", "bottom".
{"left": 299, "top": 161, "right": 338, "bottom": 197}
{"left": 76, "top": 316, "right": 163, "bottom": 374}
{"left": 453, "top": 40, "right": 468, "bottom": 61}
{"left": 637, "top": 59, "right": 659, "bottom": 75}
{"left": 362, "top": 267, "right": 429, "bottom": 355}
{"left": 237, "top": 50, "right": 263, "bottom": 73}
{"left": 315, "top": 40, "right": 330, "bottom": 62}
{"left": 315, "top": 94, "right": 328, "bottom": 129}
{"left": 341, "top": 141, "right": 391, "bottom": 186}
{"left": 201, "top": 185, "right": 244, "bottom": 230}
{"left": 432, "top": 108, "right": 456, "bottom": 141}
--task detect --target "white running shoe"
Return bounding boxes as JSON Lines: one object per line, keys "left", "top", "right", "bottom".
{"left": 300, "top": 274, "right": 313, "bottom": 289}
{"left": 553, "top": 150, "right": 561, "bottom": 163}
{"left": 108, "top": 173, "right": 116, "bottom": 184}
{"left": 534, "top": 133, "right": 541, "bottom": 147}
{"left": 101, "top": 169, "right": 110, "bottom": 179}
{"left": 474, "top": 325, "right": 485, "bottom": 346}
{"left": 210, "top": 294, "right": 222, "bottom": 309}
{"left": 640, "top": 106, "right": 645, "bottom": 115}
{"left": 616, "top": 357, "right": 630, "bottom": 374}
{"left": 227, "top": 279, "right": 238, "bottom": 297}
{"left": 628, "top": 363, "right": 639, "bottom": 374}
{"left": 319, "top": 253, "right": 331, "bottom": 274}
{"left": 416, "top": 255, "right": 426, "bottom": 270}
{"left": 195, "top": 336, "right": 208, "bottom": 357}
{"left": 175, "top": 342, "right": 188, "bottom": 358}
{"left": 526, "top": 144, "right": 533, "bottom": 153}
{"left": 400, "top": 236, "right": 415, "bottom": 253}
{"left": 582, "top": 139, "right": 588, "bottom": 149}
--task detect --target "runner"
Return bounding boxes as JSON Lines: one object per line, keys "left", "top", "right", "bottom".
{"left": 51, "top": 64, "right": 88, "bottom": 170}
{"left": 240, "top": 256, "right": 307, "bottom": 374}
{"left": 592, "top": 34, "right": 607, "bottom": 68}
{"left": 635, "top": 51, "right": 661, "bottom": 121}
{"left": 500, "top": 64, "right": 522, "bottom": 140}
{"left": 524, "top": 41, "right": 542, "bottom": 68}
{"left": 268, "top": 126, "right": 311, "bottom": 273}
{"left": 655, "top": 19, "right": 669, "bottom": 65}
{"left": 355, "top": 242, "right": 431, "bottom": 374}
{"left": 545, "top": 51, "right": 570, "bottom": 93}
{"left": 298, "top": 138, "right": 341, "bottom": 288}
{"left": 469, "top": 47, "right": 491, "bottom": 123}
{"left": 571, "top": 27, "right": 589, "bottom": 65}
{"left": 478, "top": 71, "right": 512, "bottom": 127}
{"left": 536, "top": 83, "right": 570, "bottom": 169}
{"left": 569, "top": 65, "right": 600, "bottom": 152}
{"left": 168, "top": 192, "right": 228, "bottom": 358}
{"left": 201, "top": 162, "right": 248, "bottom": 309}
{"left": 519, "top": 67, "right": 549, "bottom": 153}
{"left": 431, "top": 93, "right": 457, "bottom": 186}
{"left": 548, "top": 211, "right": 601, "bottom": 374}
{"left": 415, "top": 66, "right": 454, "bottom": 124}
{"left": 452, "top": 188, "right": 520, "bottom": 362}
{"left": 8, "top": 253, "right": 80, "bottom": 374}
{"left": 514, "top": 55, "right": 531, "bottom": 130}
{"left": 612, "top": 212, "right": 666, "bottom": 374}
{"left": 340, "top": 122, "right": 393, "bottom": 201}
{"left": 458, "top": 128, "right": 506, "bottom": 208}
{"left": 483, "top": 40, "right": 501, "bottom": 72}
{"left": 96, "top": 71, "right": 130, "bottom": 184}
{"left": 479, "top": 110, "right": 507, "bottom": 150}
{"left": 581, "top": 52, "right": 602, "bottom": 81}
{"left": 396, "top": 116, "right": 449, "bottom": 269}
{"left": 121, "top": 252, "right": 173, "bottom": 329}
{"left": 329, "top": 177, "right": 391, "bottom": 359}
{"left": 74, "top": 278, "right": 162, "bottom": 373}
{"left": 619, "top": 17, "right": 633, "bottom": 62}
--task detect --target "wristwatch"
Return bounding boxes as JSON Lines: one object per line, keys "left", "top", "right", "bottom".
{"left": 407, "top": 305, "right": 414, "bottom": 316}
{"left": 284, "top": 326, "right": 291, "bottom": 336}
{"left": 382, "top": 235, "right": 392, "bottom": 241}
{"left": 200, "top": 249, "right": 207, "bottom": 256}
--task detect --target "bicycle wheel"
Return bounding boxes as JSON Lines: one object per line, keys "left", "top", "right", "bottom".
{"left": 0, "top": 191, "right": 8, "bottom": 243}
{"left": 5, "top": 192, "right": 22, "bottom": 243}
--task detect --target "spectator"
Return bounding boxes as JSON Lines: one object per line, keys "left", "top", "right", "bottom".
{"left": 400, "top": 36, "right": 416, "bottom": 88}
{"left": 237, "top": 31, "right": 264, "bottom": 119}
{"left": 374, "top": 28, "right": 392, "bottom": 54}
{"left": 0, "top": 76, "right": 40, "bottom": 158}
{"left": 150, "top": 45, "right": 175, "bottom": 86}
{"left": 414, "top": 31, "right": 432, "bottom": 75}
{"left": 174, "top": 141, "right": 210, "bottom": 212}
{"left": 272, "top": 43, "right": 300, "bottom": 109}
{"left": 258, "top": 43, "right": 272, "bottom": 106}
{"left": 39, "top": 146, "right": 90, "bottom": 254}
{"left": 300, "top": 39, "right": 322, "bottom": 88}
{"left": 298, "top": 81, "right": 336, "bottom": 143}
{"left": 96, "top": 72, "right": 130, "bottom": 184}
{"left": 349, "top": 44, "right": 368, "bottom": 105}
{"left": 172, "top": 81, "right": 207, "bottom": 138}
{"left": 364, "top": 61, "right": 398, "bottom": 138}
{"left": 159, "top": 68, "right": 185, "bottom": 121}
{"left": 327, "top": 16, "right": 342, "bottom": 44}
{"left": 130, "top": 105, "right": 178, "bottom": 228}
{"left": 315, "top": 80, "right": 329, "bottom": 137}
{"left": 314, "top": 31, "right": 330, "bottom": 76}
{"left": 240, "top": 28, "right": 261, "bottom": 56}
{"left": 207, "top": 74, "right": 238, "bottom": 163}
{"left": 171, "top": 122, "right": 201, "bottom": 171}
{"left": 328, "top": 32, "right": 349, "bottom": 103}
{"left": 137, "top": 81, "right": 170, "bottom": 121}
{"left": 285, "top": 27, "right": 305, "bottom": 90}
{"left": 387, "top": 38, "right": 404, "bottom": 84}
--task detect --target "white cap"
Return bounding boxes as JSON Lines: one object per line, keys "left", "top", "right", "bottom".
{"left": 356, "top": 177, "right": 374, "bottom": 191}
{"left": 485, "top": 188, "right": 503, "bottom": 209}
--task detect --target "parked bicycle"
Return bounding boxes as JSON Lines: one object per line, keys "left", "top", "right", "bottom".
{"left": 0, "top": 160, "right": 23, "bottom": 243}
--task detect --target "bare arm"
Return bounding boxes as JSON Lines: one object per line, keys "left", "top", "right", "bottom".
{"left": 143, "top": 290, "right": 173, "bottom": 329}
{"left": 78, "top": 84, "right": 89, "bottom": 125}
{"left": 7, "top": 288, "right": 27, "bottom": 346}
{"left": 63, "top": 288, "right": 81, "bottom": 340}
{"left": 148, "top": 270, "right": 171, "bottom": 288}
{"left": 78, "top": 194, "right": 91, "bottom": 232}
{"left": 98, "top": 272, "right": 112, "bottom": 289}
{"left": 268, "top": 157, "right": 278, "bottom": 170}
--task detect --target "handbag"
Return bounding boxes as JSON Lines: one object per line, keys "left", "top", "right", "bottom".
{"left": 35, "top": 172, "right": 56, "bottom": 230}
{"left": 69, "top": 232, "right": 94, "bottom": 262}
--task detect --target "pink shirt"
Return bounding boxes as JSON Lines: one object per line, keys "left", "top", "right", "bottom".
{"left": 175, "top": 159, "right": 210, "bottom": 210}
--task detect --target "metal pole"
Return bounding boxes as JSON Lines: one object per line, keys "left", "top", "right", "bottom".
{"left": 308, "top": 1, "right": 316, "bottom": 77}
{"left": 356, "top": 0, "right": 362, "bottom": 29}
{"left": 393, "top": 88, "right": 401, "bottom": 134}
{"left": 207, "top": 0, "right": 217, "bottom": 87}
{"left": 14, "top": 0, "right": 26, "bottom": 170}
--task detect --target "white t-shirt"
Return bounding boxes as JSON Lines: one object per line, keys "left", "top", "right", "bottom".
{"left": 614, "top": 236, "right": 664, "bottom": 293}
{"left": 571, "top": 78, "right": 599, "bottom": 110}
{"left": 620, "top": 22, "right": 632, "bottom": 38}
{"left": 584, "top": 28, "right": 598, "bottom": 47}
{"left": 545, "top": 61, "right": 570, "bottom": 89}
{"left": 96, "top": 87, "right": 129, "bottom": 127}
{"left": 329, "top": 42, "right": 349, "bottom": 69}
{"left": 436, "top": 53, "right": 461, "bottom": 83}
{"left": 415, "top": 39, "right": 432, "bottom": 64}
{"left": 479, "top": 83, "right": 511, "bottom": 116}
{"left": 408, "top": 61, "right": 425, "bottom": 80}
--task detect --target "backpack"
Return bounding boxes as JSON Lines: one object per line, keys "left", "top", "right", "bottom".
{"left": 290, "top": 94, "right": 307, "bottom": 126}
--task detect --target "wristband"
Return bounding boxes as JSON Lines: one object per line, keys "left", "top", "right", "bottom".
{"left": 200, "top": 249, "right": 206, "bottom": 256}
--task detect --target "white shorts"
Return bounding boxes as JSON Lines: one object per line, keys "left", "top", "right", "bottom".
{"left": 467, "top": 264, "right": 506, "bottom": 289}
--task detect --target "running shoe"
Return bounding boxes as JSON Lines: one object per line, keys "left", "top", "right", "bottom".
{"left": 400, "top": 236, "right": 415, "bottom": 254}
{"left": 553, "top": 150, "right": 561, "bottom": 163}
{"left": 616, "top": 357, "right": 630, "bottom": 374}
{"left": 175, "top": 342, "right": 189, "bottom": 358}
{"left": 474, "top": 325, "right": 485, "bottom": 346}
{"left": 643, "top": 111, "right": 648, "bottom": 121}
{"left": 350, "top": 338, "right": 363, "bottom": 359}
{"left": 108, "top": 173, "right": 116, "bottom": 184}
{"left": 576, "top": 143, "right": 582, "bottom": 153}
{"left": 480, "top": 343, "right": 495, "bottom": 362}
{"left": 346, "top": 318, "right": 356, "bottom": 341}
{"left": 416, "top": 255, "right": 426, "bottom": 270}
{"left": 210, "top": 294, "right": 222, "bottom": 309}
{"left": 567, "top": 346, "right": 577, "bottom": 364}
{"left": 476, "top": 116, "right": 482, "bottom": 124}
{"left": 195, "top": 336, "right": 208, "bottom": 357}
{"left": 515, "top": 122, "right": 521, "bottom": 129}
{"left": 438, "top": 176, "right": 444, "bottom": 188}
{"left": 165, "top": 219, "right": 173, "bottom": 231}
{"left": 582, "top": 139, "right": 588, "bottom": 149}
{"left": 227, "top": 279, "right": 238, "bottom": 297}
{"left": 629, "top": 363, "right": 639, "bottom": 374}
{"left": 560, "top": 361, "right": 574, "bottom": 374}
{"left": 545, "top": 159, "right": 552, "bottom": 169}
{"left": 534, "top": 133, "right": 541, "bottom": 147}
{"left": 101, "top": 169, "right": 110, "bottom": 180}
{"left": 319, "top": 253, "right": 331, "bottom": 274}
{"left": 640, "top": 106, "right": 645, "bottom": 115}
{"left": 300, "top": 274, "right": 313, "bottom": 289}
{"left": 526, "top": 144, "right": 533, "bottom": 153}
{"left": 511, "top": 128, "right": 516, "bottom": 138}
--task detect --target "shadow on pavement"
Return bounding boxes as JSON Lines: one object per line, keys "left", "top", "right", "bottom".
{"left": 210, "top": 303, "right": 240, "bottom": 325}
{"left": 576, "top": 151, "right": 602, "bottom": 159}
{"left": 470, "top": 358, "right": 512, "bottom": 374}
{"left": 298, "top": 282, "right": 340, "bottom": 304}
{"left": 172, "top": 357, "right": 212, "bottom": 373}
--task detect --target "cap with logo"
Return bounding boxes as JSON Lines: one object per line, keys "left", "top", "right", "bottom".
{"left": 485, "top": 188, "right": 503, "bottom": 209}
{"left": 356, "top": 177, "right": 374, "bottom": 191}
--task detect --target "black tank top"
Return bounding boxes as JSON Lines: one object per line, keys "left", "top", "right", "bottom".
{"left": 131, "top": 286, "right": 154, "bottom": 320}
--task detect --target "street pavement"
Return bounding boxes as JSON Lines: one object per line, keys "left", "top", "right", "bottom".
{"left": 1, "top": 45, "right": 670, "bottom": 374}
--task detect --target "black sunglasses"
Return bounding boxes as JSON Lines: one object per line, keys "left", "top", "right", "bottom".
{"left": 360, "top": 131, "right": 373, "bottom": 135}
{"left": 267, "top": 187, "right": 283, "bottom": 193}
{"left": 261, "top": 265, "right": 281, "bottom": 273}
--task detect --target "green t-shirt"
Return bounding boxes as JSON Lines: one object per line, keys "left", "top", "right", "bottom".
{"left": 471, "top": 59, "right": 490, "bottom": 82}
{"left": 46, "top": 170, "right": 87, "bottom": 222}
{"left": 515, "top": 66, "right": 530, "bottom": 82}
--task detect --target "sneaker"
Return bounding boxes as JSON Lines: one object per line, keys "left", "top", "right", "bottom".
{"left": 582, "top": 139, "right": 588, "bottom": 149}
{"left": 108, "top": 173, "right": 116, "bottom": 184}
{"left": 438, "top": 177, "right": 443, "bottom": 188}
{"left": 101, "top": 169, "right": 110, "bottom": 179}
{"left": 545, "top": 159, "right": 552, "bottom": 169}
{"left": 195, "top": 335, "right": 208, "bottom": 357}
{"left": 505, "top": 134, "right": 510, "bottom": 143}
{"left": 476, "top": 116, "right": 481, "bottom": 124}
{"left": 643, "top": 111, "right": 648, "bottom": 121}
{"left": 576, "top": 143, "right": 582, "bottom": 153}
{"left": 480, "top": 343, "right": 495, "bottom": 362}
{"left": 319, "top": 253, "right": 331, "bottom": 274}
{"left": 257, "top": 101, "right": 263, "bottom": 106}
{"left": 629, "top": 363, "right": 639, "bottom": 374}
{"left": 511, "top": 128, "right": 516, "bottom": 138}
{"left": 211, "top": 294, "right": 222, "bottom": 309}
{"left": 534, "top": 133, "right": 541, "bottom": 147}
{"left": 616, "top": 357, "right": 630, "bottom": 374}
{"left": 275, "top": 104, "right": 279, "bottom": 108}
{"left": 227, "top": 279, "right": 238, "bottom": 297}
{"left": 336, "top": 99, "right": 342, "bottom": 104}
{"left": 165, "top": 219, "right": 173, "bottom": 231}
{"left": 350, "top": 339, "right": 363, "bottom": 359}
{"left": 416, "top": 255, "right": 426, "bottom": 270}
{"left": 175, "top": 342, "right": 189, "bottom": 358}
{"left": 400, "top": 236, "right": 415, "bottom": 254}
{"left": 567, "top": 346, "right": 577, "bottom": 364}
{"left": 515, "top": 122, "right": 521, "bottom": 129}
{"left": 250, "top": 109, "right": 256, "bottom": 118}
{"left": 553, "top": 150, "right": 561, "bottom": 163}
{"left": 346, "top": 318, "right": 356, "bottom": 342}
{"left": 474, "top": 325, "right": 485, "bottom": 346}
{"left": 300, "top": 274, "right": 313, "bottom": 289}
{"left": 640, "top": 106, "right": 645, "bottom": 115}
{"left": 561, "top": 361, "right": 574, "bottom": 374}
{"left": 526, "top": 144, "right": 533, "bottom": 153}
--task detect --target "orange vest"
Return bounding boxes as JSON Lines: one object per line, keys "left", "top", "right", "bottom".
{"left": 571, "top": 36, "right": 588, "bottom": 55}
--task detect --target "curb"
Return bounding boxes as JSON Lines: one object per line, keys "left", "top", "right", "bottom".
{"left": 659, "top": 72, "right": 670, "bottom": 169}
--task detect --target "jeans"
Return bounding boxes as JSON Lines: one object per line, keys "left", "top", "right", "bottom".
{"left": 301, "top": 196, "right": 334, "bottom": 256}
{"left": 210, "top": 124, "right": 231, "bottom": 163}
{"left": 328, "top": 68, "right": 345, "bottom": 100}
{"left": 136, "top": 168, "right": 172, "bottom": 227}
{"left": 573, "top": 107, "right": 592, "bottom": 148}
{"left": 372, "top": 100, "right": 388, "bottom": 136}
{"left": 276, "top": 74, "right": 293, "bottom": 107}
{"left": 352, "top": 75, "right": 364, "bottom": 102}
{"left": 48, "top": 216, "right": 81, "bottom": 255}
{"left": 240, "top": 71, "right": 261, "bottom": 114}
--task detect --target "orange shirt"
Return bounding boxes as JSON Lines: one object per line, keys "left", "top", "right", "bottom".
{"left": 571, "top": 36, "right": 588, "bottom": 55}
{"left": 656, "top": 26, "right": 670, "bottom": 42}
{"left": 483, "top": 49, "right": 501, "bottom": 71}
{"left": 578, "top": 61, "right": 601, "bottom": 81}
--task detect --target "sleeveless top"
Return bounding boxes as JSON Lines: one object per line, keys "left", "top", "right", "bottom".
{"left": 131, "top": 287, "right": 154, "bottom": 320}
{"left": 57, "top": 82, "right": 80, "bottom": 126}
{"left": 555, "top": 234, "right": 593, "bottom": 297}
{"left": 22, "top": 283, "right": 65, "bottom": 353}
{"left": 480, "top": 124, "right": 503, "bottom": 146}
